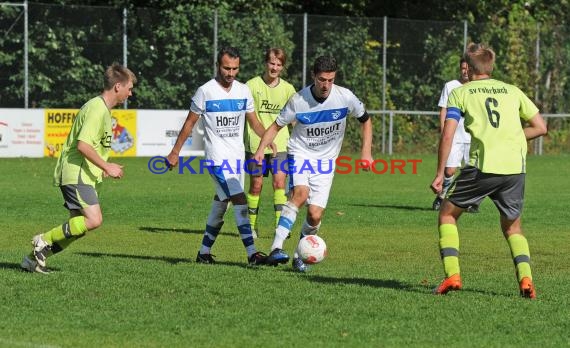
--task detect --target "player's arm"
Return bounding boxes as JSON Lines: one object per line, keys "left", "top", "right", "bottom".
{"left": 358, "top": 112, "right": 373, "bottom": 170}
{"left": 253, "top": 121, "right": 283, "bottom": 164}
{"left": 524, "top": 113, "right": 547, "bottom": 140}
{"left": 246, "top": 111, "right": 268, "bottom": 138}
{"left": 247, "top": 111, "right": 277, "bottom": 157}
{"left": 167, "top": 111, "right": 199, "bottom": 168}
{"left": 77, "top": 140, "right": 123, "bottom": 179}
{"left": 438, "top": 107, "right": 446, "bottom": 134}
{"left": 431, "top": 108, "right": 459, "bottom": 194}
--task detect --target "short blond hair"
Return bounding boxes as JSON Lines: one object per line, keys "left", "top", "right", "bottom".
{"left": 104, "top": 63, "right": 137, "bottom": 90}
{"left": 464, "top": 43, "right": 495, "bottom": 75}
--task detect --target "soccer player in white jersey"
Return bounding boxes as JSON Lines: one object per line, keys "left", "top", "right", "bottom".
{"left": 166, "top": 47, "right": 274, "bottom": 266}
{"left": 254, "top": 55, "right": 373, "bottom": 272}
{"left": 432, "top": 58, "right": 471, "bottom": 211}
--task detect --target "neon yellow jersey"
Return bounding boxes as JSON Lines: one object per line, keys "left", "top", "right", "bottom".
{"left": 54, "top": 96, "right": 112, "bottom": 186}
{"left": 447, "top": 79, "right": 539, "bottom": 174}
{"left": 245, "top": 76, "right": 296, "bottom": 153}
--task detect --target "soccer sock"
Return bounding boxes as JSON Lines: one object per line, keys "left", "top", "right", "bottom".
{"left": 273, "top": 188, "right": 287, "bottom": 228}
{"left": 51, "top": 236, "right": 81, "bottom": 255}
{"left": 507, "top": 234, "right": 532, "bottom": 281}
{"left": 199, "top": 200, "right": 227, "bottom": 255}
{"left": 300, "top": 220, "right": 321, "bottom": 236}
{"left": 439, "top": 224, "right": 460, "bottom": 277}
{"left": 246, "top": 193, "right": 260, "bottom": 231}
{"left": 294, "top": 220, "right": 322, "bottom": 258}
{"left": 43, "top": 216, "right": 88, "bottom": 245}
{"left": 441, "top": 175, "right": 454, "bottom": 197}
{"left": 233, "top": 204, "right": 256, "bottom": 257}
{"left": 271, "top": 202, "right": 298, "bottom": 251}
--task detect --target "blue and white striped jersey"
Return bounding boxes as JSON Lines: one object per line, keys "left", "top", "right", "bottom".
{"left": 277, "top": 84, "right": 365, "bottom": 161}
{"left": 190, "top": 78, "right": 255, "bottom": 166}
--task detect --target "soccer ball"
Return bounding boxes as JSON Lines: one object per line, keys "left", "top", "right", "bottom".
{"left": 296, "top": 235, "right": 327, "bottom": 264}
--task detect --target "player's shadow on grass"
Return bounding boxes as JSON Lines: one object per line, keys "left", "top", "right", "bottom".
{"left": 0, "top": 262, "right": 61, "bottom": 273}
{"left": 138, "top": 226, "right": 235, "bottom": 237}
{"left": 306, "top": 275, "right": 510, "bottom": 297}
{"left": 306, "top": 275, "right": 427, "bottom": 294}
{"left": 0, "top": 262, "right": 28, "bottom": 272}
{"left": 77, "top": 251, "right": 190, "bottom": 265}
{"left": 76, "top": 252, "right": 259, "bottom": 269}
{"left": 349, "top": 203, "right": 433, "bottom": 212}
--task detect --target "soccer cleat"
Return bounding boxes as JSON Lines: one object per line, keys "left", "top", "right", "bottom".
{"left": 292, "top": 258, "right": 309, "bottom": 273}
{"left": 20, "top": 255, "right": 51, "bottom": 274}
{"left": 252, "top": 229, "right": 258, "bottom": 239}
{"left": 432, "top": 196, "right": 443, "bottom": 211}
{"left": 248, "top": 251, "right": 268, "bottom": 266}
{"left": 519, "top": 277, "right": 536, "bottom": 299}
{"left": 433, "top": 273, "right": 462, "bottom": 295}
{"left": 196, "top": 252, "right": 216, "bottom": 264}
{"left": 266, "top": 248, "right": 290, "bottom": 266}
{"left": 32, "top": 234, "right": 50, "bottom": 268}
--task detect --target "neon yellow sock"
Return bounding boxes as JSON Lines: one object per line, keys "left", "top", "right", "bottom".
{"left": 246, "top": 193, "right": 260, "bottom": 231}
{"left": 273, "top": 189, "right": 287, "bottom": 228}
{"left": 43, "top": 216, "right": 88, "bottom": 245}
{"left": 439, "top": 224, "right": 460, "bottom": 277}
{"left": 507, "top": 234, "right": 532, "bottom": 281}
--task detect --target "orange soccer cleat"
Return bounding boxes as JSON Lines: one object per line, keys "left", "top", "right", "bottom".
{"left": 433, "top": 274, "right": 462, "bottom": 295}
{"left": 519, "top": 277, "right": 537, "bottom": 299}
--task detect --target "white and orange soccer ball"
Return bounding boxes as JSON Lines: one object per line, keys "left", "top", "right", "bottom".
{"left": 296, "top": 235, "right": 327, "bottom": 264}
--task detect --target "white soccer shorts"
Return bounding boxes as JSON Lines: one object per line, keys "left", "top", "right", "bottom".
{"left": 288, "top": 159, "right": 335, "bottom": 209}
{"left": 208, "top": 166, "right": 245, "bottom": 200}
{"left": 446, "top": 142, "right": 470, "bottom": 168}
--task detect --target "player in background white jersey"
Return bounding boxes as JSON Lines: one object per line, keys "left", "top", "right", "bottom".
{"left": 254, "top": 55, "right": 373, "bottom": 272}
{"left": 166, "top": 47, "right": 274, "bottom": 266}
{"left": 432, "top": 58, "right": 472, "bottom": 211}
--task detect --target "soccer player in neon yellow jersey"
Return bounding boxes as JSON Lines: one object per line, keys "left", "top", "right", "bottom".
{"left": 245, "top": 48, "right": 296, "bottom": 238}
{"left": 430, "top": 43, "right": 547, "bottom": 298}
{"left": 21, "top": 63, "right": 136, "bottom": 274}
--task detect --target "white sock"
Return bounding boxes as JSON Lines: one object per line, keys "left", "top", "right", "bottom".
{"left": 200, "top": 200, "right": 228, "bottom": 254}
{"left": 271, "top": 202, "right": 298, "bottom": 251}
{"left": 234, "top": 204, "right": 256, "bottom": 257}
{"left": 441, "top": 175, "right": 454, "bottom": 198}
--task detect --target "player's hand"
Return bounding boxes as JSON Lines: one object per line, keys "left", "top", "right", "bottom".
{"left": 253, "top": 150, "right": 265, "bottom": 165}
{"left": 105, "top": 163, "right": 124, "bottom": 179}
{"left": 166, "top": 152, "right": 179, "bottom": 170}
{"left": 430, "top": 175, "right": 443, "bottom": 194}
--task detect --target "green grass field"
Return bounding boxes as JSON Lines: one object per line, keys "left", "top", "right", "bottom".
{"left": 1, "top": 154, "right": 569, "bottom": 347}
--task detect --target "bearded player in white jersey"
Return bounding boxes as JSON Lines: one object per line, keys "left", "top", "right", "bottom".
{"left": 167, "top": 47, "right": 274, "bottom": 266}
{"left": 254, "top": 55, "right": 373, "bottom": 272}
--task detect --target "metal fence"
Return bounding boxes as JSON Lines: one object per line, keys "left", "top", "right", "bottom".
{"left": 370, "top": 111, "right": 570, "bottom": 156}
{"left": 1, "top": 2, "right": 569, "bottom": 154}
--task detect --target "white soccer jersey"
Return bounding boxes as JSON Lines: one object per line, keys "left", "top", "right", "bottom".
{"left": 439, "top": 79, "right": 471, "bottom": 143}
{"left": 190, "top": 78, "right": 255, "bottom": 166}
{"left": 277, "top": 84, "right": 365, "bottom": 161}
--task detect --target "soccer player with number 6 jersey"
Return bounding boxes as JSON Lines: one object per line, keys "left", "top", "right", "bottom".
{"left": 430, "top": 43, "right": 547, "bottom": 298}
